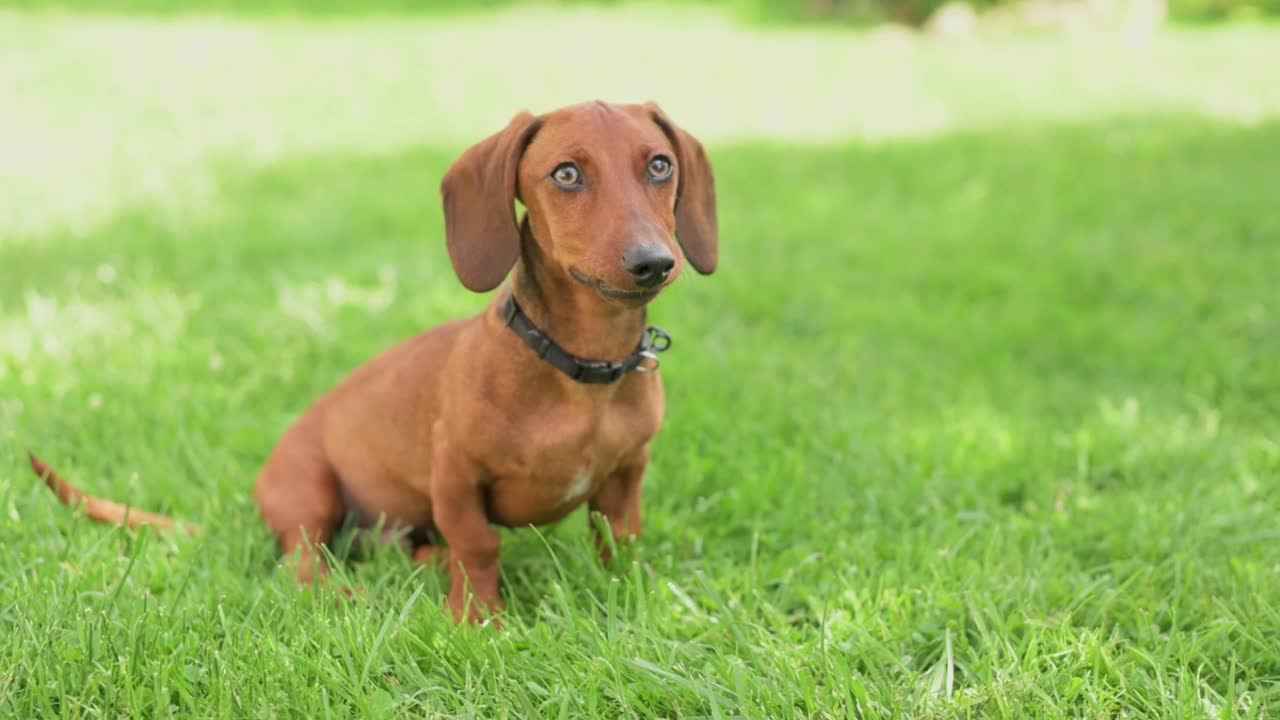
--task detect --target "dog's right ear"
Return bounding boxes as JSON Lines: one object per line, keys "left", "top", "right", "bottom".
{"left": 440, "top": 111, "right": 542, "bottom": 292}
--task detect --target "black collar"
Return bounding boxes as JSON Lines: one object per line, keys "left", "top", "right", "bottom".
{"left": 501, "top": 293, "right": 672, "bottom": 384}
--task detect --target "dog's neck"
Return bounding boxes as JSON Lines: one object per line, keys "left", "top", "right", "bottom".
{"left": 509, "top": 226, "right": 648, "bottom": 364}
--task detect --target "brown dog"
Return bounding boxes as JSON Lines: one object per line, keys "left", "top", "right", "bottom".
{"left": 29, "top": 100, "right": 717, "bottom": 623}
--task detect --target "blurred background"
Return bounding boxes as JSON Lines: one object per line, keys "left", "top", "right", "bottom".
{"left": 2, "top": 0, "right": 1279, "bottom": 716}
{"left": 2, "top": 0, "right": 1279, "bottom": 240}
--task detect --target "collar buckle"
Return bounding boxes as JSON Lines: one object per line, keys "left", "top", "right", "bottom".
{"left": 633, "top": 327, "right": 670, "bottom": 373}
{"left": 634, "top": 350, "right": 660, "bottom": 373}
{"left": 641, "top": 326, "right": 672, "bottom": 354}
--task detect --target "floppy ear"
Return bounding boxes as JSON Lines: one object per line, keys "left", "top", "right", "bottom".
{"left": 440, "top": 111, "right": 542, "bottom": 292}
{"left": 646, "top": 103, "right": 719, "bottom": 275}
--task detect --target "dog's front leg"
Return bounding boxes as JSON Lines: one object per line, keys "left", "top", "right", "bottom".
{"left": 589, "top": 446, "right": 647, "bottom": 565}
{"left": 431, "top": 445, "right": 503, "bottom": 624}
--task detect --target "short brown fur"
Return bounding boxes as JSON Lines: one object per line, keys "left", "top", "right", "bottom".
{"left": 29, "top": 101, "right": 718, "bottom": 624}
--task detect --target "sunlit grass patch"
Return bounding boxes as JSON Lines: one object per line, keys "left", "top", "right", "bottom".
{"left": 0, "top": 283, "right": 193, "bottom": 384}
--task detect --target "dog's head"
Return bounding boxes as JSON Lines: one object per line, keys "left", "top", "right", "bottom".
{"left": 441, "top": 101, "right": 717, "bottom": 306}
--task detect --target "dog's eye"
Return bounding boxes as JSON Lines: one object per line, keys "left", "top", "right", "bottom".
{"left": 551, "top": 163, "right": 582, "bottom": 188}
{"left": 648, "top": 156, "right": 673, "bottom": 182}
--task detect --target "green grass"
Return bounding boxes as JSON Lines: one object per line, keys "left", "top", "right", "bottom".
{"left": 2, "top": 5, "right": 1280, "bottom": 718}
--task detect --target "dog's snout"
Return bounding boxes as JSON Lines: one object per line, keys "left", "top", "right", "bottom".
{"left": 623, "top": 244, "right": 676, "bottom": 289}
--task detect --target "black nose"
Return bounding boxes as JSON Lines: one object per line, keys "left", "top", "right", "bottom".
{"left": 623, "top": 244, "right": 676, "bottom": 289}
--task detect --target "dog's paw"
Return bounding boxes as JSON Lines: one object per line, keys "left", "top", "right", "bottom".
{"left": 447, "top": 590, "right": 504, "bottom": 628}
{"left": 339, "top": 585, "right": 368, "bottom": 601}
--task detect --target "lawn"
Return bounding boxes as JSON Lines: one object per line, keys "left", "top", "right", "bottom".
{"left": 2, "top": 5, "right": 1279, "bottom": 718}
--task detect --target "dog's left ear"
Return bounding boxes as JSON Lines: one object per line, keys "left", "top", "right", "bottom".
{"left": 440, "top": 111, "right": 542, "bottom": 292}
{"left": 646, "top": 103, "right": 719, "bottom": 275}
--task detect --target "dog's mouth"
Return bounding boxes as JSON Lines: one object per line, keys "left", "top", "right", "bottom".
{"left": 570, "top": 268, "right": 665, "bottom": 304}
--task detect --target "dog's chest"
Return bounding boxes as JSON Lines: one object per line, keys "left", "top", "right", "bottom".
{"left": 480, "top": 397, "right": 658, "bottom": 527}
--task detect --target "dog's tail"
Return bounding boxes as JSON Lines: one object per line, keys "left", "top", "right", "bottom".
{"left": 28, "top": 452, "right": 202, "bottom": 536}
